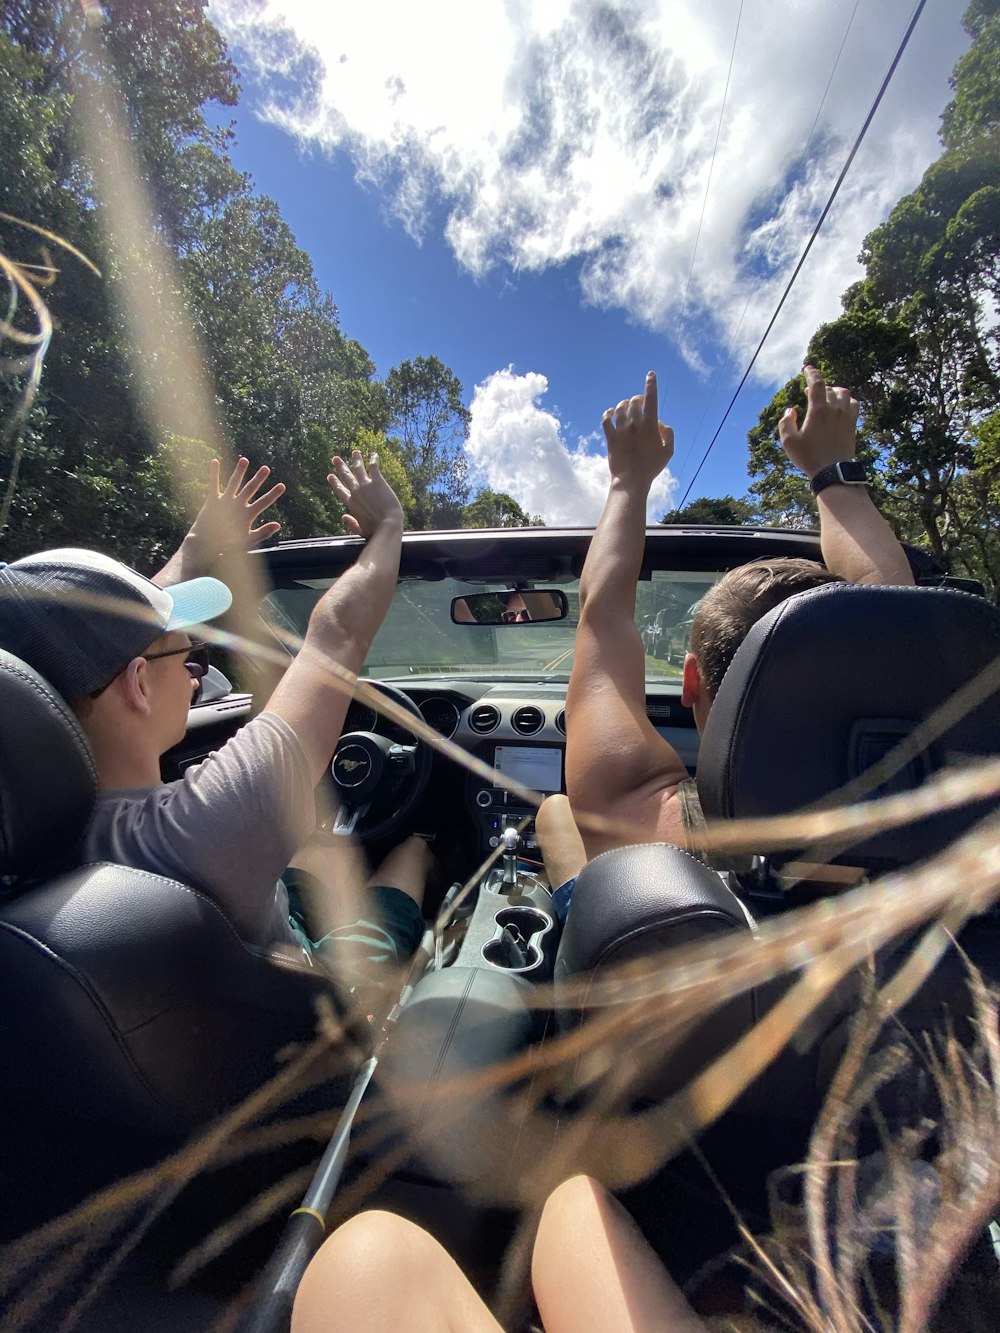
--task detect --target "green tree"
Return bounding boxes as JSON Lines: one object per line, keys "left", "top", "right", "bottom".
{"left": 746, "top": 0, "right": 1000, "bottom": 591}
{"left": 660, "top": 494, "right": 760, "bottom": 526}
{"left": 461, "top": 489, "right": 543, "bottom": 528}
{"left": 0, "top": 1, "right": 391, "bottom": 565}
{"left": 386, "top": 355, "right": 470, "bottom": 530}
{"left": 940, "top": 0, "right": 1000, "bottom": 147}
{"left": 352, "top": 427, "right": 415, "bottom": 527}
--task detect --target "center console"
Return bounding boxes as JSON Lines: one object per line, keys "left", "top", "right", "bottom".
{"left": 451, "top": 854, "right": 559, "bottom": 981}
{"left": 467, "top": 741, "right": 565, "bottom": 857}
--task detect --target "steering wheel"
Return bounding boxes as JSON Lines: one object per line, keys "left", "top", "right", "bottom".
{"left": 329, "top": 681, "right": 433, "bottom": 844}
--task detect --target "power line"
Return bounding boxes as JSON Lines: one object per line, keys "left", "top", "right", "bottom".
{"left": 663, "top": 0, "right": 745, "bottom": 398}
{"left": 675, "top": 0, "right": 928, "bottom": 511}
{"left": 671, "top": 0, "right": 863, "bottom": 483}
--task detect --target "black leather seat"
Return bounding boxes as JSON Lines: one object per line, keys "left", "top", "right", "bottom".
{"left": 554, "top": 844, "right": 757, "bottom": 1102}
{"left": 697, "top": 582, "right": 1000, "bottom": 1123}
{"left": 554, "top": 584, "right": 1000, "bottom": 1119}
{"left": 0, "top": 650, "right": 361, "bottom": 1242}
{"left": 697, "top": 582, "right": 1000, "bottom": 870}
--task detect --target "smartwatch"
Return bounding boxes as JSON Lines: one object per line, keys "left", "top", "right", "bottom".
{"left": 809, "top": 460, "right": 867, "bottom": 496}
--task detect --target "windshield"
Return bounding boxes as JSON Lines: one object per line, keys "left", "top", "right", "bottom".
{"left": 262, "top": 569, "right": 721, "bottom": 682}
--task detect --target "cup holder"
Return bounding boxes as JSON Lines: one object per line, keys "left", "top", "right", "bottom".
{"left": 481, "top": 906, "right": 553, "bottom": 975}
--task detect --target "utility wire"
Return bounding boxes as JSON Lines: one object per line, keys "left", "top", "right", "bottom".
{"left": 663, "top": 0, "right": 745, "bottom": 398}
{"left": 675, "top": 0, "right": 927, "bottom": 511}
{"left": 671, "top": 0, "right": 863, "bottom": 483}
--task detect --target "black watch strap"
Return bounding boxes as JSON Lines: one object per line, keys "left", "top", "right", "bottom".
{"left": 809, "top": 460, "right": 867, "bottom": 496}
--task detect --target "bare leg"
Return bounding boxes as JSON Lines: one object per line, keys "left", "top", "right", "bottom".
{"left": 289, "top": 834, "right": 432, "bottom": 940}
{"left": 292, "top": 1211, "right": 503, "bottom": 1333}
{"left": 289, "top": 833, "right": 370, "bottom": 941}
{"left": 535, "top": 795, "right": 586, "bottom": 888}
{"left": 531, "top": 1175, "right": 707, "bottom": 1333}
{"left": 368, "top": 834, "right": 433, "bottom": 909}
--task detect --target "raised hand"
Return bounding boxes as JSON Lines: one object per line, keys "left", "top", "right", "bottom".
{"left": 778, "top": 365, "right": 860, "bottom": 479}
{"left": 188, "top": 457, "right": 285, "bottom": 556}
{"left": 601, "top": 370, "right": 674, "bottom": 492}
{"left": 328, "top": 451, "right": 404, "bottom": 539}
{"left": 154, "top": 456, "right": 285, "bottom": 586}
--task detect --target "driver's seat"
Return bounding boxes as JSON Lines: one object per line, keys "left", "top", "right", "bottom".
{"left": 0, "top": 650, "right": 361, "bottom": 1242}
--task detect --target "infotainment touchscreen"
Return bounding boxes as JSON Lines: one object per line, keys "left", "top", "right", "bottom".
{"left": 493, "top": 746, "right": 563, "bottom": 794}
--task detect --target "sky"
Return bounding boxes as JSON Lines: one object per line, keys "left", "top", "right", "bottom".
{"left": 207, "top": 0, "right": 971, "bottom": 526}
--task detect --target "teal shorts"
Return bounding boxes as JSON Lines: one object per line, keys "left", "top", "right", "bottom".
{"left": 283, "top": 870, "right": 425, "bottom": 968}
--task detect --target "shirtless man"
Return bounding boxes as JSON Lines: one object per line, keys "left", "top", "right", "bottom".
{"left": 564, "top": 367, "right": 913, "bottom": 862}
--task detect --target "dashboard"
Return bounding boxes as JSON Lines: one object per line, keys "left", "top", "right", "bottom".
{"left": 342, "top": 679, "right": 700, "bottom": 858}
{"left": 167, "top": 675, "right": 699, "bottom": 867}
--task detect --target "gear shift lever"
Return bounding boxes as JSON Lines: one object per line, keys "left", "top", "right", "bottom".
{"left": 501, "top": 826, "right": 520, "bottom": 888}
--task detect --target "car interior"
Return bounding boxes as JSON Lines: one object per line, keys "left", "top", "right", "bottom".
{"left": 2, "top": 524, "right": 999, "bottom": 1330}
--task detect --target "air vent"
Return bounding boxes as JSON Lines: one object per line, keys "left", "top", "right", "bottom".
{"left": 511, "top": 705, "right": 544, "bottom": 736}
{"left": 555, "top": 708, "right": 566, "bottom": 736}
{"left": 468, "top": 703, "right": 501, "bottom": 734}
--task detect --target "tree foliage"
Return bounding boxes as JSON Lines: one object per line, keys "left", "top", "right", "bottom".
{"left": 747, "top": 1, "right": 1000, "bottom": 593}
{"left": 1, "top": 1, "right": 506, "bottom": 570}
{"left": 385, "top": 355, "right": 471, "bottom": 530}
{"left": 461, "top": 489, "right": 544, "bottom": 529}
{"left": 660, "top": 494, "right": 760, "bottom": 526}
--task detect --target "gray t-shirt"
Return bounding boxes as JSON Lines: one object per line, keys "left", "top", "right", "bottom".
{"left": 80, "top": 712, "right": 315, "bottom": 951}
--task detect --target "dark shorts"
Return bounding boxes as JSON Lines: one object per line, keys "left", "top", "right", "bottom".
{"left": 283, "top": 870, "right": 425, "bottom": 969}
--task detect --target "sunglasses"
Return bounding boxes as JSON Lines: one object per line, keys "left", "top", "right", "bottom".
{"left": 144, "top": 640, "right": 210, "bottom": 697}
{"left": 501, "top": 608, "right": 531, "bottom": 624}
{"left": 88, "top": 640, "right": 210, "bottom": 701}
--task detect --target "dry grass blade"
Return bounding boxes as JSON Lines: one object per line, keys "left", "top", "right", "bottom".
{"left": 731, "top": 968, "right": 1000, "bottom": 1333}
{"left": 896, "top": 977, "right": 1000, "bottom": 1332}
{"left": 169, "top": 1164, "right": 315, "bottom": 1288}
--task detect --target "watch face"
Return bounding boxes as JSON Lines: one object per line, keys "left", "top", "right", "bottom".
{"left": 838, "top": 460, "right": 866, "bottom": 483}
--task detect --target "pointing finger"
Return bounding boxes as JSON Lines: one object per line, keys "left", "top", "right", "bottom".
{"left": 642, "top": 370, "right": 658, "bottom": 424}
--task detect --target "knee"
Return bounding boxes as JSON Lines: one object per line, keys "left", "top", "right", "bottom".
{"left": 533, "top": 1175, "right": 607, "bottom": 1273}
{"left": 293, "top": 1210, "right": 432, "bottom": 1330}
{"left": 535, "top": 794, "right": 570, "bottom": 838}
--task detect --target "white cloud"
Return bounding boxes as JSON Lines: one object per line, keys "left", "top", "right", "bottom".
{"left": 211, "top": 0, "right": 969, "bottom": 384}
{"left": 466, "top": 368, "right": 675, "bottom": 525}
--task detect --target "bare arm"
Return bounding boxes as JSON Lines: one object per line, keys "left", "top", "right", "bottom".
{"left": 263, "top": 451, "right": 404, "bottom": 785}
{"left": 780, "top": 367, "right": 914, "bottom": 587}
{"left": 153, "top": 457, "right": 285, "bottom": 587}
{"left": 566, "top": 371, "right": 689, "bottom": 858}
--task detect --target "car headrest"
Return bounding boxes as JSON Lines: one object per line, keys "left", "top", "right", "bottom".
{"left": 553, "top": 843, "right": 756, "bottom": 1104}
{"left": 696, "top": 584, "right": 1000, "bottom": 870}
{"left": 555, "top": 842, "right": 754, "bottom": 981}
{"left": 0, "top": 650, "right": 97, "bottom": 882}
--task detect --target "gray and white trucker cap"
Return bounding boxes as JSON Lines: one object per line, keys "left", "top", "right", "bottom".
{"left": 0, "top": 548, "right": 232, "bottom": 701}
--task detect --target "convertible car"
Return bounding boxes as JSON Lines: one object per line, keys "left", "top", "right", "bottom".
{"left": 2, "top": 522, "right": 999, "bottom": 1331}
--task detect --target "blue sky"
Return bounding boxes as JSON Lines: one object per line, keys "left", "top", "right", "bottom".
{"left": 209, "top": 0, "right": 971, "bottom": 525}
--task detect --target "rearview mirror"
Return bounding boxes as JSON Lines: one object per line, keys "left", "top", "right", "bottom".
{"left": 451, "top": 590, "right": 568, "bottom": 626}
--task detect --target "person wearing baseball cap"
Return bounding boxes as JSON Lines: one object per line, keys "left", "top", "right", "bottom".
{"left": 0, "top": 547, "right": 231, "bottom": 707}
{"left": 0, "top": 451, "right": 432, "bottom": 971}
